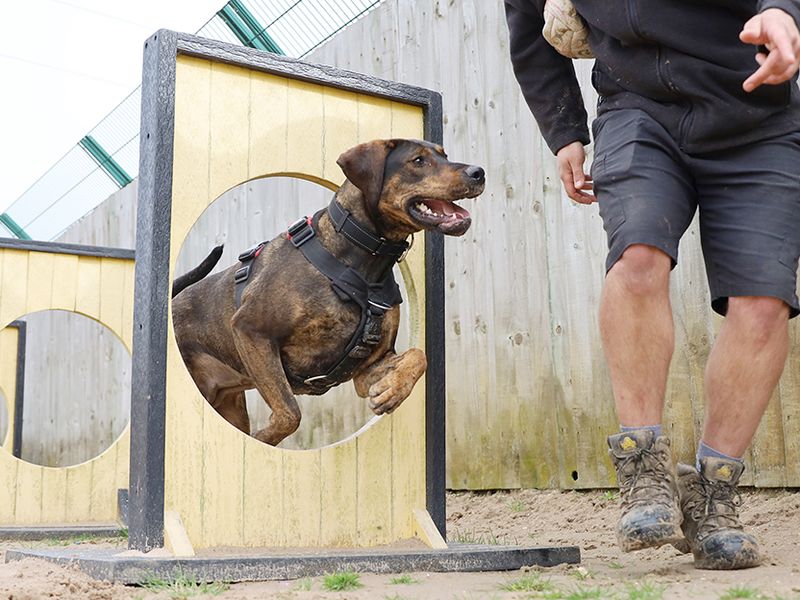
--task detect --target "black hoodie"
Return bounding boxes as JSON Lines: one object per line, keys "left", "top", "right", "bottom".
{"left": 504, "top": 0, "right": 800, "bottom": 154}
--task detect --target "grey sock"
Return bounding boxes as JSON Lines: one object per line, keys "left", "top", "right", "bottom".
{"left": 620, "top": 424, "right": 663, "bottom": 438}
{"left": 696, "top": 440, "right": 743, "bottom": 471}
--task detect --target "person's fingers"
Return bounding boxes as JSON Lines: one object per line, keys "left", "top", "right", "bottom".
{"left": 740, "top": 14, "right": 765, "bottom": 44}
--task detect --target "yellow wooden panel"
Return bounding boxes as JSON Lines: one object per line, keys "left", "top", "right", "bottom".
{"left": 320, "top": 439, "right": 358, "bottom": 546}
{"left": 41, "top": 468, "right": 68, "bottom": 523}
{"left": 200, "top": 405, "right": 245, "bottom": 547}
{"left": 75, "top": 256, "right": 102, "bottom": 319}
{"left": 391, "top": 383, "right": 427, "bottom": 539}
{"left": 120, "top": 260, "right": 135, "bottom": 350}
{"left": 0, "top": 250, "right": 30, "bottom": 324}
{"left": 25, "top": 252, "right": 55, "bottom": 315}
{"left": 242, "top": 438, "right": 285, "bottom": 547}
{"left": 65, "top": 462, "right": 94, "bottom": 522}
{"left": 99, "top": 258, "right": 126, "bottom": 338}
{"left": 50, "top": 253, "right": 79, "bottom": 312}
{"left": 0, "top": 327, "right": 18, "bottom": 453}
{"left": 164, "top": 348, "right": 205, "bottom": 545}
{"left": 322, "top": 87, "right": 359, "bottom": 183}
{"left": 88, "top": 441, "right": 120, "bottom": 521}
{"left": 391, "top": 101, "right": 424, "bottom": 139}
{"left": 357, "top": 94, "right": 394, "bottom": 142}
{"left": 115, "top": 428, "right": 131, "bottom": 493}
{"left": 283, "top": 449, "right": 322, "bottom": 547}
{"left": 0, "top": 452, "right": 19, "bottom": 522}
{"left": 14, "top": 464, "right": 43, "bottom": 524}
{"left": 249, "top": 72, "right": 289, "bottom": 178}
{"left": 172, "top": 56, "right": 212, "bottom": 263}
{"left": 286, "top": 80, "right": 325, "bottom": 179}
{"left": 356, "top": 416, "right": 394, "bottom": 545}
{"left": 208, "top": 61, "right": 251, "bottom": 204}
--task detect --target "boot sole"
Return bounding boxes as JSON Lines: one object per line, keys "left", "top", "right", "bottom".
{"left": 618, "top": 526, "right": 685, "bottom": 553}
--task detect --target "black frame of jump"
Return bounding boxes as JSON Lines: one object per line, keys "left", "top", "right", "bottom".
{"left": 130, "top": 30, "right": 447, "bottom": 552}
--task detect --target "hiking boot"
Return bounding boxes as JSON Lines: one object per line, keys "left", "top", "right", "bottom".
{"left": 607, "top": 430, "right": 683, "bottom": 552}
{"left": 676, "top": 458, "right": 761, "bottom": 570}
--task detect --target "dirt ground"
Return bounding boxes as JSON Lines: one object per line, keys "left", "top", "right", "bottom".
{"left": 1, "top": 488, "right": 799, "bottom": 600}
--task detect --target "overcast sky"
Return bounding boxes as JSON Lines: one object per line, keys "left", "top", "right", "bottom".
{"left": 0, "top": 0, "right": 225, "bottom": 212}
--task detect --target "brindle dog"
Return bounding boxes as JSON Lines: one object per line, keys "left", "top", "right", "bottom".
{"left": 171, "top": 139, "right": 485, "bottom": 446}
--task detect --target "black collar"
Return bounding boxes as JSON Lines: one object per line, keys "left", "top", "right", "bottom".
{"left": 327, "top": 198, "right": 409, "bottom": 259}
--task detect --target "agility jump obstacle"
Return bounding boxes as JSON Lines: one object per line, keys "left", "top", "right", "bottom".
{"left": 0, "top": 238, "right": 134, "bottom": 538}
{"left": 7, "top": 31, "right": 579, "bottom": 580}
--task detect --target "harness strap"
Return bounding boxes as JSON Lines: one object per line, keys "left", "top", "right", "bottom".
{"left": 285, "top": 214, "right": 402, "bottom": 393}
{"left": 328, "top": 198, "right": 409, "bottom": 259}
{"left": 234, "top": 241, "right": 268, "bottom": 307}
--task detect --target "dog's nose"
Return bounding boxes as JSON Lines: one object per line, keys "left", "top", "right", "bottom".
{"left": 465, "top": 165, "right": 485, "bottom": 183}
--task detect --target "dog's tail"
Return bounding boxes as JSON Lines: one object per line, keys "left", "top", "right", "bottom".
{"left": 171, "top": 245, "right": 224, "bottom": 298}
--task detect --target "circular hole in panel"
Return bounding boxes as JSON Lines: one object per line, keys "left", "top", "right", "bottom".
{"left": 173, "top": 176, "right": 415, "bottom": 450}
{"left": 0, "top": 310, "right": 131, "bottom": 467}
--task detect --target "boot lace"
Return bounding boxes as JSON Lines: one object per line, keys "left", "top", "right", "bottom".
{"left": 686, "top": 475, "right": 743, "bottom": 539}
{"left": 617, "top": 446, "right": 673, "bottom": 507}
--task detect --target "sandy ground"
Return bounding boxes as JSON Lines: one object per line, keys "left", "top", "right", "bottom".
{"left": 1, "top": 488, "right": 799, "bottom": 599}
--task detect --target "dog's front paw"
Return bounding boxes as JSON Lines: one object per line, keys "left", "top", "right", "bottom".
{"left": 367, "top": 374, "right": 415, "bottom": 415}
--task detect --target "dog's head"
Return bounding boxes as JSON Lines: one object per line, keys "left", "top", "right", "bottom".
{"left": 336, "top": 139, "right": 485, "bottom": 237}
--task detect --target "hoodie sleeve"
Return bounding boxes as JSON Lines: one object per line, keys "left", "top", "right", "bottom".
{"left": 504, "top": 0, "right": 590, "bottom": 154}
{"left": 758, "top": 0, "right": 800, "bottom": 28}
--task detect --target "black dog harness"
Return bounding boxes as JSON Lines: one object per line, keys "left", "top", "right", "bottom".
{"left": 233, "top": 199, "right": 410, "bottom": 394}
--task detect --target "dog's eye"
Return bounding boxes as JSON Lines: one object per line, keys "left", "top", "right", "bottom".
{"left": 412, "top": 156, "right": 426, "bottom": 166}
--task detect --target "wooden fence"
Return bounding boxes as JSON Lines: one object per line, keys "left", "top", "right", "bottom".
{"left": 16, "top": 0, "right": 800, "bottom": 489}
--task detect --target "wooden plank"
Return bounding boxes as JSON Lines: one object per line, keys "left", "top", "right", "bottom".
{"left": 282, "top": 449, "right": 322, "bottom": 547}
{"left": 14, "top": 464, "right": 43, "bottom": 524}
{"left": 75, "top": 256, "right": 103, "bottom": 319}
{"left": 0, "top": 327, "right": 17, "bottom": 453}
{"left": 242, "top": 439, "right": 285, "bottom": 547}
{"left": 49, "top": 253, "right": 79, "bottom": 312}
{"left": 99, "top": 259, "right": 126, "bottom": 338}
{"left": 88, "top": 441, "right": 120, "bottom": 522}
{"left": 25, "top": 252, "right": 55, "bottom": 315}
{"left": 64, "top": 462, "right": 94, "bottom": 522}
{"left": 322, "top": 87, "right": 359, "bottom": 184}
{"left": 356, "top": 94, "right": 393, "bottom": 142}
{"left": 200, "top": 406, "right": 245, "bottom": 548}
{"left": 120, "top": 260, "right": 135, "bottom": 350}
{"left": 391, "top": 388, "right": 426, "bottom": 541}
{"left": 319, "top": 440, "right": 358, "bottom": 546}
{"left": 248, "top": 72, "right": 289, "bottom": 178}
{"left": 41, "top": 468, "right": 68, "bottom": 523}
{"left": 0, "top": 453, "right": 19, "bottom": 522}
{"left": 208, "top": 61, "right": 251, "bottom": 204}
{"left": 0, "top": 250, "right": 29, "bottom": 324}
{"left": 356, "top": 417, "right": 393, "bottom": 545}
{"left": 286, "top": 80, "right": 325, "bottom": 180}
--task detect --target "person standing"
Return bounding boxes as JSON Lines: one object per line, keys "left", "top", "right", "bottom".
{"left": 504, "top": 0, "right": 800, "bottom": 569}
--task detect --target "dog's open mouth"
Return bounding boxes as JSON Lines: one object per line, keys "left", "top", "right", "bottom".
{"left": 408, "top": 198, "right": 472, "bottom": 236}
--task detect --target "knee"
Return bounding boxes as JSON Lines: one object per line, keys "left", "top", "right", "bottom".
{"left": 726, "top": 296, "right": 789, "bottom": 335}
{"left": 609, "top": 245, "right": 671, "bottom": 297}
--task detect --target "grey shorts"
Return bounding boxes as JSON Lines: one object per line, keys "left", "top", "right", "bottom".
{"left": 591, "top": 108, "right": 800, "bottom": 317}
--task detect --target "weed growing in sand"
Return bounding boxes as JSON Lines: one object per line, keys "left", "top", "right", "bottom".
{"left": 547, "top": 584, "right": 614, "bottom": 599}
{"left": 509, "top": 498, "right": 528, "bottom": 512}
{"left": 292, "top": 577, "right": 313, "bottom": 591}
{"left": 140, "top": 574, "right": 229, "bottom": 599}
{"left": 602, "top": 490, "right": 619, "bottom": 502}
{"left": 499, "top": 572, "right": 554, "bottom": 593}
{"left": 322, "top": 571, "right": 363, "bottom": 591}
{"left": 451, "top": 528, "right": 519, "bottom": 545}
{"left": 569, "top": 566, "right": 593, "bottom": 581}
{"left": 607, "top": 561, "right": 624, "bottom": 569}
{"left": 624, "top": 580, "right": 666, "bottom": 600}
{"left": 389, "top": 574, "right": 418, "bottom": 585}
{"left": 718, "top": 587, "right": 786, "bottom": 600}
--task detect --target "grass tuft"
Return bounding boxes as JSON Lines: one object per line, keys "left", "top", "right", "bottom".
{"left": 322, "top": 571, "right": 363, "bottom": 592}
{"left": 292, "top": 577, "right": 313, "bottom": 591}
{"left": 625, "top": 580, "right": 666, "bottom": 600}
{"left": 140, "top": 574, "right": 229, "bottom": 599}
{"left": 389, "top": 574, "right": 418, "bottom": 585}
{"left": 500, "top": 572, "right": 554, "bottom": 593}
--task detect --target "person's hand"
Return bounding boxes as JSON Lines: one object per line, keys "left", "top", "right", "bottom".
{"left": 740, "top": 8, "right": 800, "bottom": 92}
{"left": 556, "top": 141, "right": 595, "bottom": 204}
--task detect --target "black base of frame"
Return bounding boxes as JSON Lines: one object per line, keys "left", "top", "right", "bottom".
{"left": 5, "top": 544, "right": 580, "bottom": 584}
{"left": 0, "top": 525, "right": 126, "bottom": 542}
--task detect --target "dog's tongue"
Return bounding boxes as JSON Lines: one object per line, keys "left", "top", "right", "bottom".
{"left": 424, "top": 198, "right": 471, "bottom": 221}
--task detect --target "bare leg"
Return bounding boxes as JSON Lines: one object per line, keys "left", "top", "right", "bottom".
{"left": 600, "top": 245, "right": 674, "bottom": 425}
{"left": 702, "top": 296, "right": 789, "bottom": 457}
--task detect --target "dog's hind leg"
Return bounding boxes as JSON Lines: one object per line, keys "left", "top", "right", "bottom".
{"left": 353, "top": 348, "right": 427, "bottom": 415}
{"left": 230, "top": 318, "right": 301, "bottom": 446}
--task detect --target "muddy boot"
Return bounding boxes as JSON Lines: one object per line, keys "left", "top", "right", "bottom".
{"left": 676, "top": 458, "right": 761, "bottom": 570}
{"left": 608, "top": 430, "right": 683, "bottom": 552}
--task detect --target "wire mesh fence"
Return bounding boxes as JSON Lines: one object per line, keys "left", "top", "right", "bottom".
{"left": 3, "top": 0, "right": 383, "bottom": 241}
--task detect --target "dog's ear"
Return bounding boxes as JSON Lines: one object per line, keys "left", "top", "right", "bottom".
{"left": 336, "top": 139, "right": 399, "bottom": 213}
